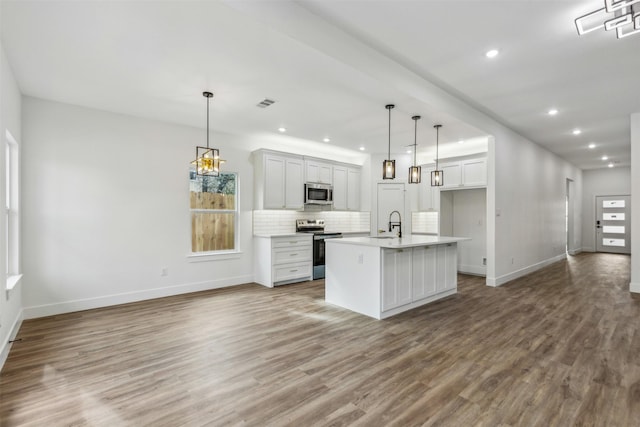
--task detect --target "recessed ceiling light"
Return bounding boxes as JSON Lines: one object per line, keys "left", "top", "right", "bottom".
{"left": 608, "top": 163, "right": 614, "bottom": 168}
{"left": 458, "top": 140, "right": 464, "bottom": 144}
{"left": 548, "top": 109, "right": 558, "bottom": 116}
{"left": 602, "top": 155, "right": 608, "bottom": 161}
{"left": 323, "top": 137, "right": 330, "bottom": 142}
{"left": 278, "top": 127, "right": 286, "bottom": 133}
{"left": 588, "top": 143, "right": 596, "bottom": 149}
{"left": 572, "top": 129, "right": 582, "bottom": 135}
{"left": 359, "top": 146, "right": 365, "bottom": 151}
{"left": 406, "top": 150, "right": 412, "bottom": 154}
{"left": 485, "top": 49, "right": 499, "bottom": 58}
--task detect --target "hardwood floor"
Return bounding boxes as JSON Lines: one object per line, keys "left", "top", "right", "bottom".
{"left": 1, "top": 253, "right": 638, "bottom": 426}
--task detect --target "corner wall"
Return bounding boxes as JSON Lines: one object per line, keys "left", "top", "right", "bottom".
{"left": 631, "top": 113, "right": 640, "bottom": 293}
{"left": 0, "top": 40, "right": 23, "bottom": 370}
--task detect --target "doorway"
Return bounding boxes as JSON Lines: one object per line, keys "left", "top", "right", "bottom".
{"left": 566, "top": 178, "right": 575, "bottom": 254}
{"left": 595, "top": 195, "right": 631, "bottom": 254}
{"left": 376, "top": 183, "right": 405, "bottom": 237}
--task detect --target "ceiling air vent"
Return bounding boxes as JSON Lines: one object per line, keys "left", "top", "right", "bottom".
{"left": 257, "top": 98, "right": 275, "bottom": 108}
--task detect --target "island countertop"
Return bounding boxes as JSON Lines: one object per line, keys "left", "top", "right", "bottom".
{"left": 326, "top": 235, "right": 470, "bottom": 249}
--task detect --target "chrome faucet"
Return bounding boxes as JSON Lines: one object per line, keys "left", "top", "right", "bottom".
{"left": 388, "top": 210, "right": 402, "bottom": 238}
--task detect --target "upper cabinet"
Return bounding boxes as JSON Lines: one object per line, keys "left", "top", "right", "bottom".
{"left": 253, "top": 150, "right": 304, "bottom": 210}
{"left": 333, "top": 164, "right": 361, "bottom": 211}
{"left": 438, "top": 157, "right": 487, "bottom": 189}
{"left": 305, "top": 159, "right": 333, "bottom": 185}
{"left": 253, "top": 149, "right": 362, "bottom": 211}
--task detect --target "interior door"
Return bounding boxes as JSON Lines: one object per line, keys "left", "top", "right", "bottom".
{"left": 596, "top": 195, "right": 631, "bottom": 254}
{"left": 377, "top": 183, "right": 405, "bottom": 236}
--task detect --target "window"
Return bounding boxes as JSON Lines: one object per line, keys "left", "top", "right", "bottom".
{"left": 189, "top": 170, "right": 238, "bottom": 254}
{"left": 5, "top": 130, "right": 21, "bottom": 290}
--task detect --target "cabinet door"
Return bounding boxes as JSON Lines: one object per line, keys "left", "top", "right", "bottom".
{"left": 306, "top": 161, "right": 320, "bottom": 183}
{"left": 347, "top": 168, "right": 361, "bottom": 211}
{"left": 419, "top": 168, "right": 441, "bottom": 211}
{"left": 462, "top": 158, "right": 487, "bottom": 187}
{"left": 440, "top": 163, "right": 462, "bottom": 188}
{"left": 412, "top": 246, "right": 437, "bottom": 300}
{"left": 285, "top": 158, "right": 304, "bottom": 209}
{"left": 264, "top": 155, "right": 286, "bottom": 209}
{"left": 382, "top": 248, "right": 412, "bottom": 311}
{"left": 318, "top": 163, "right": 333, "bottom": 184}
{"left": 436, "top": 244, "right": 457, "bottom": 292}
{"left": 332, "top": 166, "right": 348, "bottom": 210}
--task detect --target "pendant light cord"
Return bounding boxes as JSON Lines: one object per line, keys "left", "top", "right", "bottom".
{"left": 206, "top": 95, "right": 210, "bottom": 149}
{"left": 388, "top": 107, "right": 391, "bottom": 159}
{"left": 413, "top": 118, "right": 417, "bottom": 166}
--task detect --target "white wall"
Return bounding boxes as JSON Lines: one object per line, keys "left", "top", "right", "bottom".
{"left": 0, "top": 40, "right": 23, "bottom": 369}
{"left": 580, "top": 167, "right": 631, "bottom": 252}
{"left": 491, "top": 129, "right": 582, "bottom": 286}
{"left": 631, "top": 113, "right": 640, "bottom": 293}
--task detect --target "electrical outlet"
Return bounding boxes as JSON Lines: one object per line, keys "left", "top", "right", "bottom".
{"left": 482, "top": 257, "right": 486, "bottom": 266}
{"left": 161, "top": 267, "right": 168, "bottom": 276}
{"left": 511, "top": 257, "right": 514, "bottom": 265}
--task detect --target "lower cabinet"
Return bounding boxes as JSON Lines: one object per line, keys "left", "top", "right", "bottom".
{"left": 382, "top": 244, "right": 457, "bottom": 312}
{"left": 254, "top": 234, "right": 313, "bottom": 287}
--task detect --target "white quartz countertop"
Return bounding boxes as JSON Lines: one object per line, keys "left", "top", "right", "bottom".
{"left": 326, "top": 235, "right": 470, "bottom": 249}
{"left": 253, "top": 233, "right": 300, "bottom": 238}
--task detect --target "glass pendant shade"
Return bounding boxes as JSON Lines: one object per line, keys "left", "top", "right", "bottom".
{"left": 193, "top": 147, "right": 220, "bottom": 176}
{"left": 431, "top": 124, "right": 443, "bottom": 187}
{"left": 382, "top": 104, "right": 396, "bottom": 179}
{"left": 383, "top": 159, "right": 396, "bottom": 180}
{"left": 409, "top": 165, "right": 421, "bottom": 183}
{"left": 408, "top": 115, "right": 421, "bottom": 184}
{"left": 431, "top": 169, "right": 443, "bottom": 186}
{"left": 192, "top": 91, "right": 221, "bottom": 177}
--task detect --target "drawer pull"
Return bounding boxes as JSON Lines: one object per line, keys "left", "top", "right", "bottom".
{"left": 290, "top": 241, "right": 297, "bottom": 244}
{"left": 290, "top": 269, "right": 298, "bottom": 272}
{"left": 290, "top": 253, "right": 298, "bottom": 256}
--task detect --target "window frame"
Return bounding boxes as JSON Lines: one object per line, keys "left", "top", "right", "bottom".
{"left": 188, "top": 170, "right": 240, "bottom": 259}
{"left": 5, "top": 130, "right": 22, "bottom": 291}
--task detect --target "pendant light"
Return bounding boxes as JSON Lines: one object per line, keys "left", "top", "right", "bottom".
{"left": 431, "top": 124, "right": 444, "bottom": 187}
{"left": 382, "top": 104, "right": 396, "bottom": 179}
{"left": 408, "top": 115, "right": 421, "bottom": 184}
{"left": 192, "top": 91, "right": 221, "bottom": 176}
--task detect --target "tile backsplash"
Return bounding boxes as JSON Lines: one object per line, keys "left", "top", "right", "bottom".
{"left": 411, "top": 211, "right": 439, "bottom": 234}
{"left": 253, "top": 210, "right": 371, "bottom": 235}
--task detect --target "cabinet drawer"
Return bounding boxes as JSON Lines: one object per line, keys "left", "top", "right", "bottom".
{"left": 272, "top": 235, "right": 312, "bottom": 248}
{"left": 273, "top": 262, "right": 312, "bottom": 283}
{"left": 273, "top": 247, "right": 312, "bottom": 265}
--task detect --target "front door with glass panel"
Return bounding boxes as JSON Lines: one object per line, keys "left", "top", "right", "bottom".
{"left": 595, "top": 195, "right": 630, "bottom": 254}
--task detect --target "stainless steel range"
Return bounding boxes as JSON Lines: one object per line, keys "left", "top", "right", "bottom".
{"left": 296, "top": 219, "right": 343, "bottom": 279}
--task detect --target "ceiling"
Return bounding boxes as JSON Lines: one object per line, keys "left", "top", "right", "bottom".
{"left": 1, "top": 0, "right": 637, "bottom": 169}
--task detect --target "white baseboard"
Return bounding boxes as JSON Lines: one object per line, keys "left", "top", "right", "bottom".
{"left": 0, "top": 309, "right": 24, "bottom": 372}
{"left": 568, "top": 248, "right": 583, "bottom": 255}
{"left": 582, "top": 246, "right": 595, "bottom": 252}
{"left": 458, "top": 264, "right": 486, "bottom": 276}
{"left": 23, "top": 275, "right": 254, "bottom": 319}
{"left": 631, "top": 282, "right": 640, "bottom": 294}
{"left": 486, "top": 253, "right": 567, "bottom": 287}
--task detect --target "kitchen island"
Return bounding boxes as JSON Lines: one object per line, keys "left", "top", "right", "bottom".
{"left": 325, "top": 235, "right": 470, "bottom": 319}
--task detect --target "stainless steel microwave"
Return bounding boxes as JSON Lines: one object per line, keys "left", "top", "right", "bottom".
{"left": 305, "top": 183, "right": 333, "bottom": 205}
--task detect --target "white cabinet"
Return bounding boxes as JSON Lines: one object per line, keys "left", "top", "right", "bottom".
{"left": 382, "top": 248, "right": 412, "bottom": 311}
{"left": 305, "top": 159, "right": 333, "bottom": 184}
{"left": 254, "top": 150, "right": 304, "bottom": 210}
{"left": 419, "top": 167, "right": 440, "bottom": 211}
{"left": 412, "top": 245, "right": 437, "bottom": 300}
{"left": 381, "top": 243, "right": 458, "bottom": 314}
{"left": 332, "top": 165, "right": 361, "bottom": 211}
{"left": 347, "top": 167, "right": 361, "bottom": 211}
{"left": 461, "top": 158, "right": 487, "bottom": 187}
{"left": 332, "top": 165, "right": 348, "bottom": 210}
{"left": 438, "top": 157, "right": 487, "bottom": 189}
{"left": 436, "top": 244, "right": 457, "bottom": 292}
{"left": 254, "top": 234, "right": 313, "bottom": 287}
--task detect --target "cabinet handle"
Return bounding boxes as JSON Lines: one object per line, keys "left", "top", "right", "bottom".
{"left": 290, "top": 253, "right": 298, "bottom": 256}
{"left": 290, "top": 269, "right": 298, "bottom": 272}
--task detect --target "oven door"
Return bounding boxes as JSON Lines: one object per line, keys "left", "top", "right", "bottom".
{"left": 313, "top": 234, "right": 342, "bottom": 279}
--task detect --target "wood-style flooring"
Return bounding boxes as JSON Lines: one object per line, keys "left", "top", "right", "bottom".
{"left": 1, "top": 253, "right": 639, "bottom": 426}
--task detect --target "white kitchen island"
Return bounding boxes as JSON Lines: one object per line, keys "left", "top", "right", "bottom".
{"left": 325, "top": 235, "right": 470, "bottom": 319}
